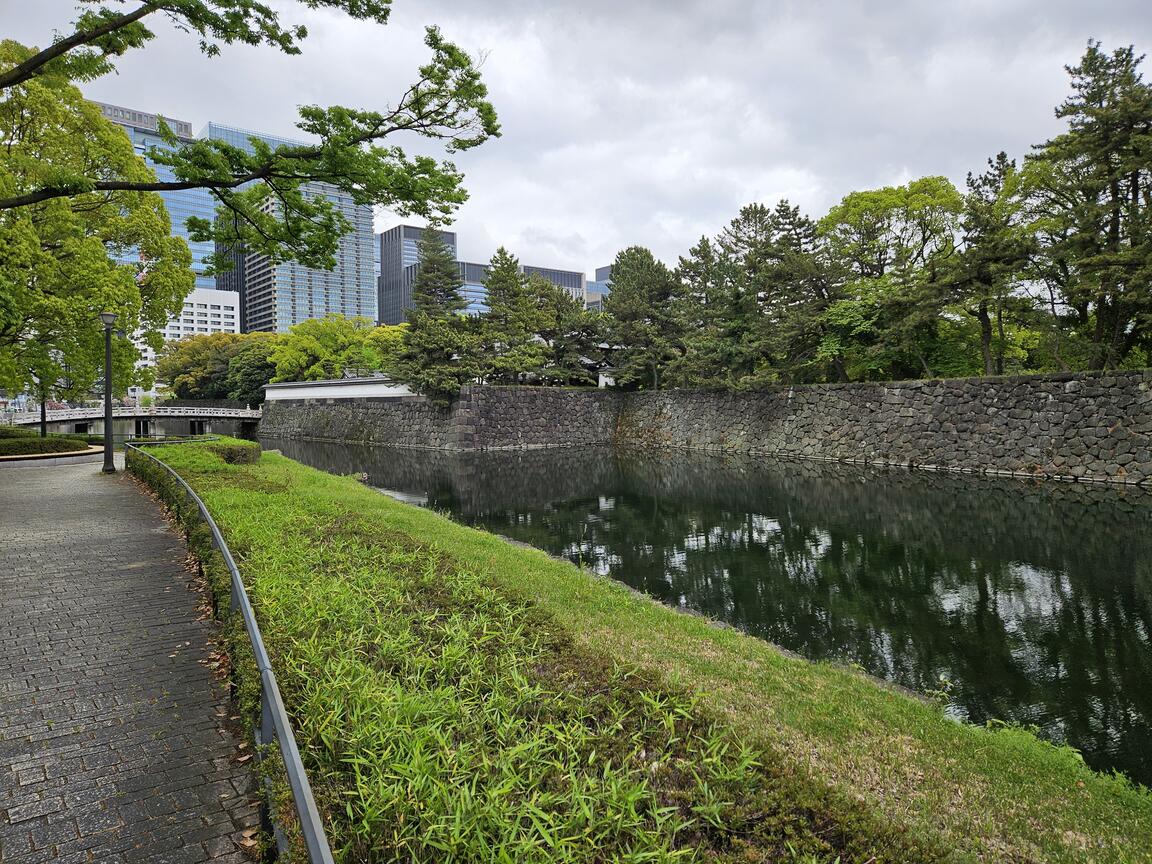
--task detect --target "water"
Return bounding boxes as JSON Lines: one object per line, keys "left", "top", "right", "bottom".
{"left": 265, "top": 438, "right": 1152, "bottom": 785}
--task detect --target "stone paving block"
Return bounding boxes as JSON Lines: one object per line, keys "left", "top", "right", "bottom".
{"left": 0, "top": 464, "right": 258, "bottom": 862}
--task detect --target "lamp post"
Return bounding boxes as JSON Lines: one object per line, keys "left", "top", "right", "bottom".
{"left": 99, "top": 311, "right": 118, "bottom": 474}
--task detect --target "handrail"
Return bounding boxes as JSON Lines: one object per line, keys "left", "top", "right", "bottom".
{"left": 124, "top": 440, "right": 334, "bottom": 864}
{"left": 3, "top": 405, "right": 261, "bottom": 424}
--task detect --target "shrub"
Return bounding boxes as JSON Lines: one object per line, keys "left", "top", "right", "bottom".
{"left": 210, "top": 441, "right": 262, "bottom": 464}
{"left": 0, "top": 437, "right": 90, "bottom": 456}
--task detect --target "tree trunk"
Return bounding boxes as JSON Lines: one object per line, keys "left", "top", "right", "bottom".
{"left": 39, "top": 393, "right": 47, "bottom": 438}
{"left": 994, "top": 301, "right": 1005, "bottom": 375}
{"left": 977, "top": 300, "right": 994, "bottom": 375}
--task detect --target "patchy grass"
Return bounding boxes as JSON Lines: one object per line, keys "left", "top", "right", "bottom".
{"left": 130, "top": 441, "right": 1152, "bottom": 864}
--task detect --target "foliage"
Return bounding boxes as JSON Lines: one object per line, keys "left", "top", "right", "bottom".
{"left": 603, "top": 247, "right": 682, "bottom": 389}
{"left": 224, "top": 332, "right": 278, "bottom": 405}
{"left": 1, "top": 5, "right": 499, "bottom": 273}
{"left": 0, "top": 40, "right": 192, "bottom": 398}
{"left": 270, "top": 315, "right": 387, "bottom": 382}
{"left": 0, "top": 436, "right": 89, "bottom": 456}
{"left": 480, "top": 248, "right": 549, "bottom": 383}
{"left": 397, "top": 231, "right": 479, "bottom": 401}
{"left": 156, "top": 332, "right": 244, "bottom": 400}
{"left": 535, "top": 277, "right": 604, "bottom": 385}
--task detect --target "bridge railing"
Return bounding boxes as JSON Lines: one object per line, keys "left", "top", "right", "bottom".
{"left": 125, "top": 440, "right": 333, "bottom": 864}
{"left": 2, "top": 405, "right": 261, "bottom": 425}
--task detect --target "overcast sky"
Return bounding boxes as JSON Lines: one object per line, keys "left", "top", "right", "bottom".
{"left": 4, "top": 1, "right": 1151, "bottom": 274}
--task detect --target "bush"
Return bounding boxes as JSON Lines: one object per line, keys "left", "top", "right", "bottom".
{"left": 0, "top": 437, "right": 91, "bottom": 456}
{"left": 210, "top": 441, "right": 261, "bottom": 464}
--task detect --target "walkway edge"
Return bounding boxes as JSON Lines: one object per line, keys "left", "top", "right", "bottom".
{"left": 126, "top": 441, "right": 335, "bottom": 864}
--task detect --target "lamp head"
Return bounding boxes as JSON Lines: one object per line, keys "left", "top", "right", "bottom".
{"left": 99, "top": 311, "right": 118, "bottom": 327}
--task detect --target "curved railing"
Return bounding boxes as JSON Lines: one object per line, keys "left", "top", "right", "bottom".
{"left": 125, "top": 440, "right": 334, "bottom": 863}
{"left": 3, "top": 405, "right": 261, "bottom": 424}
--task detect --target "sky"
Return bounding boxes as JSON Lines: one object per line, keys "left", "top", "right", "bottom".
{"left": 4, "top": 0, "right": 1151, "bottom": 275}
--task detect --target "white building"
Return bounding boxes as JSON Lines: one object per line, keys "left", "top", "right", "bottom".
{"left": 130, "top": 287, "right": 241, "bottom": 400}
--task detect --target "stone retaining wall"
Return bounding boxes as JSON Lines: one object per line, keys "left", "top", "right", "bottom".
{"left": 259, "top": 371, "right": 1152, "bottom": 484}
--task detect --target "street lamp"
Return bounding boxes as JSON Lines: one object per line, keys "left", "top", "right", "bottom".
{"left": 99, "top": 311, "right": 117, "bottom": 474}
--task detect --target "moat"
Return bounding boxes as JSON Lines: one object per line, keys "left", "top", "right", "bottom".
{"left": 267, "top": 437, "right": 1152, "bottom": 785}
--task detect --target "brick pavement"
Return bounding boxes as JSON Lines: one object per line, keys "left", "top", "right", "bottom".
{"left": 0, "top": 462, "right": 258, "bottom": 863}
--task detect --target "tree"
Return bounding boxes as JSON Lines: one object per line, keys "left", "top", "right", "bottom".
{"left": 481, "top": 248, "right": 548, "bottom": 383}
{"left": 1027, "top": 41, "right": 1152, "bottom": 369}
{"left": 818, "top": 176, "right": 963, "bottom": 379}
{"left": 944, "top": 153, "right": 1036, "bottom": 375}
{"left": 270, "top": 315, "right": 382, "bottom": 381}
{"left": 602, "top": 247, "right": 681, "bottom": 389}
{"left": 365, "top": 323, "right": 408, "bottom": 377}
{"left": 1, "top": 3, "right": 499, "bottom": 272}
{"left": 671, "top": 236, "right": 749, "bottom": 387}
{"left": 397, "top": 231, "right": 479, "bottom": 401}
{"left": 155, "top": 332, "right": 242, "bottom": 399}
{"left": 0, "top": 41, "right": 192, "bottom": 397}
{"left": 534, "top": 277, "right": 603, "bottom": 386}
{"left": 224, "top": 332, "right": 279, "bottom": 405}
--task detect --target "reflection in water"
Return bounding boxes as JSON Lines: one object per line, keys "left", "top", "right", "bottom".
{"left": 265, "top": 438, "right": 1152, "bottom": 785}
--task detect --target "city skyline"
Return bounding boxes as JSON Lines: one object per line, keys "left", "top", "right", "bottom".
{"left": 11, "top": 1, "right": 1149, "bottom": 277}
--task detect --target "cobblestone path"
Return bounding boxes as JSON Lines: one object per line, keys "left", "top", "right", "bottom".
{"left": 0, "top": 462, "right": 258, "bottom": 863}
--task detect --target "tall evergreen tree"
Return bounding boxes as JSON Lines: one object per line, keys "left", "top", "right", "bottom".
{"left": 603, "top": 247, "right": 681, "bottom": 389}
{"left": 945, "top": 153, "right": 1036, "bottom": 375}
{"left": 1028, "top": 41, "right": 1152, "bottom": 369}
{"left": 397, "top": 230, "right": 479, "bottom": 401}
{"left": 481, "top": 248, "right": 548, "bottom": 383}
{"left": 534, "top": 277, "right": 603, "bottom": 385}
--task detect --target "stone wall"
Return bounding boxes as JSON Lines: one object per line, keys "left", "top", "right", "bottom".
{"left": 617, "top": 371, "right": 1152, "bottom": 484}
{"left": 259, "top": 386, "right": 619, "bottom": 451}
{"left": 259, "top": 371, "right": 1152, "bottom": 484}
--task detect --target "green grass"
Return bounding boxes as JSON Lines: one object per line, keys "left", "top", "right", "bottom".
{"left": 129, "top": 441, "right": 1152, "bottom": 864}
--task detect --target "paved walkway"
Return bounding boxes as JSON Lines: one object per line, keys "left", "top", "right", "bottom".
{"left": 0, "top": 463, "right": 258, "bottom": 863}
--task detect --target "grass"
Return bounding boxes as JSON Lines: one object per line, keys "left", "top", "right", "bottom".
{"left": 129, "top": 440, "right": 1152, "bottom": 864}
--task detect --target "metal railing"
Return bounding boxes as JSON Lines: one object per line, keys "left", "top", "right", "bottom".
{"left": 3, "top": 405, "right": 261, "bottom": 425}
{"left": 125, "top": 440, "right": 334, "bottom": 864}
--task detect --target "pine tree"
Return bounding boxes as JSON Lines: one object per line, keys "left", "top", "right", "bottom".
{"left": 397, "top": 230, "right": 479, "bottom": 401}
{"left": 602, "top": 247, "right": 682, "bottom": 389}
{"left": 481, "top": 248, "right": 548, "bottom": 383}
{"left": 535, "top": 277, "right": 603, "bottom": 385}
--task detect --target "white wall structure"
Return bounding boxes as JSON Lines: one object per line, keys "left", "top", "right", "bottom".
{"left": 263, "top": 378, "right": 413, "bottom": 402}
{"left": 131, "top": 287, "right": 241, "bottom": 400}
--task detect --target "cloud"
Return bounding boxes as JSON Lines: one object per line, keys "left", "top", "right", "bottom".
{"left": 5, "top": 0, "right": 1151, "bottom": 273}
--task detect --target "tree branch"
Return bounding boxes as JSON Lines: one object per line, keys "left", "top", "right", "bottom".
{"left": 0, "top": 2, "right": 160, "bottom": 91}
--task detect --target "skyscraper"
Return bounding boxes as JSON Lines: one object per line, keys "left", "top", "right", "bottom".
{"left": 378, "top": 224, "right": 588, "bottom": 324}
{"left": 95, "top": 102, "right": 217, "bottom": 291}
{"left": 204, "top": 123, "right": 377, "bottom": 332}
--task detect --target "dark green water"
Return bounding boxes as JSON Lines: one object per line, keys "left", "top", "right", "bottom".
{"left": 267, "top": 438, "right": 1152, "bottom": 786}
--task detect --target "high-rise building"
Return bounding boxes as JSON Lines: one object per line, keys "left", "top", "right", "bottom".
{"left": 204, "top": 123, "right": 376, "bottom": 332}
{"left": 95, "top": 102, "right": 217, "bottom": 292}
{"left": 586, "top": 265, "right": 612, "bottom": 313}
{"left": 378, "top": 224, "right": 588, "bottom": 324}
{"left": 129, "top": 287, "right": 241, "bottom": 400}
{"left": 377, "top": 225, "right": 458, "bottom": 324}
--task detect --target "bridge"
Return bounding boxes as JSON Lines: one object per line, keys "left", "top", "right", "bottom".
{"left": 3, "top": 405, "right": 261, "bottom": 426}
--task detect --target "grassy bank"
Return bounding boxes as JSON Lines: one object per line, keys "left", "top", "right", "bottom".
{"left": 131, "top": 441, "right": 1151, "bottom": 863}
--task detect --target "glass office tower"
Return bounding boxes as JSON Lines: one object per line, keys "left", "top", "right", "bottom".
{"left": 379, "top": 223, "right": 589, "bottom": 323}
{"left": 203, "top": 123, "right": 377, "bottom": 332}
{"left": 96, "top": 102, "right": 217, "bottom": 291}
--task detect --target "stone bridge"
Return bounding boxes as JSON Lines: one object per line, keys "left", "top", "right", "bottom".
{"left": 4, "top": 405, "right": 261, "bottom": 439}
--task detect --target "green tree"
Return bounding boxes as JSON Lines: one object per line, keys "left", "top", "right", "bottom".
{"left": 155, "top": 332, "right": 243, "bottom": 399}
{"left": 671, "top": 236, "right": 748, "bottom": 387}
{"left": 1, "top": 3, "right": 499, "bottom": 272}
{"left": 397, "top": 231, "right": 479, "bottom": 401}
{"left": 534, "top": 276, "right": 602, "bottom": 386}
{"left": 481, "top": 248, "right": 549, "bottom": 383}
{"left": 944, "top": 153, "right": 1037, "bottom": 375}
{"left": 365, "top": 323, "right": 408, "bottom": 377}
{"left": 1027, "top": 41, "right": 1152, "bottom": 369}
{"left": 603, "top": 247, "right": 681, "bottom": 389}
{"left": 818, "top": 176, "right": 963, "bottom": 379}
{"left": 0, "top": 41, "right": 192, "bottom": 397}
{"left": 271, "top": 314, "right": 382, "bottom": 382}
{"left": 224, "top": 333, "right": 279, "bottom": 405}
